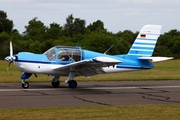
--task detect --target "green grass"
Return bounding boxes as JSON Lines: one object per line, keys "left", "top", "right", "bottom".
{"left": 0, "top": 104, "right": 180, "bottom": 120}
{"left": 0, "top": 59, "right": 180, "bottom": 83}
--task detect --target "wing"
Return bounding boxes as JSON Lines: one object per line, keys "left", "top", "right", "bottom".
{"left": 53, "top": 56, "right": 121, "bottom": 76}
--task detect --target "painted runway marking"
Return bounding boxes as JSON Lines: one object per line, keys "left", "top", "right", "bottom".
{"left": 0, "top": 85, "right": 180, "bottom": 92}
{"left": 84, "top": 86, "right": 180, "bottom": 90}
{"left": 0, "top": 88, "right": 59, "bottom": 92}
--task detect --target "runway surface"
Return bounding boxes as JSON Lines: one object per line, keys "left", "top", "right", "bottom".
{"left": 0, "top": 80, "right": 180, "bottom": 108}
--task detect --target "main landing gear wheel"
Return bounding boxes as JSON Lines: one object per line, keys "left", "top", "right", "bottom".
{"left": 22, "top": 82, "right": 29, "bottom": 89}
{"left": 51, "top": 81, "right": 60, "bottom": 88}
{"left": 68, "top": 80, "right": 77, "bottom": 88}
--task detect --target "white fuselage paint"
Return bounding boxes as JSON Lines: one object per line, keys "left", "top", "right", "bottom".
{"left": 15, "top": 62, "right": 64, "bottom": 75}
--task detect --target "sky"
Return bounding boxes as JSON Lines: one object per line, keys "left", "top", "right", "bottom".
{"left": 0, "top": 0, "right": 180, "bottom": 34}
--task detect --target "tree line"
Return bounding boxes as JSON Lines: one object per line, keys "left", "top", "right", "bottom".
{"left": 0, "top": 10, "right": 180, "bottom": 59}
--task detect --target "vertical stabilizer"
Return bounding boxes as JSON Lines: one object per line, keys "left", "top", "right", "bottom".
{"left": 127, "top": 24, "right": 162, "bottom": 57}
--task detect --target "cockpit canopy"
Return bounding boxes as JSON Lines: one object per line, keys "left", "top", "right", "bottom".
{"left": 44, "top": 46, "right": 82, "bottom": 62}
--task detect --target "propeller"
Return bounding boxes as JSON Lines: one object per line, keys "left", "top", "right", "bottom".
{"left": 5, "top": 40, "right": 16, "bottom": 72}
{"left": 10, "top": 40, "right": 13, "bottom": 57}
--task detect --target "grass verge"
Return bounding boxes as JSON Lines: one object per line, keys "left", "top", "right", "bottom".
{"left": 0, "top": 104, "right": 180, "bottom": 120}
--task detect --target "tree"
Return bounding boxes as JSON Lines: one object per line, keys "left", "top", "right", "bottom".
{"left": 82, "top": 29, "right": 115, "bottom": 53}
{"left": 63, "top": 14, "right": 86, "bottom": 37}
{"left": 73, "top": 18, "right": 86, "bottom": 34}
{"left": 63, "top": 14, "right": 74, "bottom": 37}
{"left": 29, "top": 41, "right": 41, "bottom": 53}
{"left": 119, "top": 30, "right": 135, "bottom": 45}
{"left": 171, "top": 36, "right": 180, "bottom": 58}
{"left": 87, "top": 20, "right": 104, "bottom": 31}
{"left": 23, "top": 17, "right": 47, "bottom": 41}
{"left": 0, "top": 31, "right": 10, "bottom": 59}
{"left": 155, "top": 29, "right": 180, "bottom": 58}
{"left": 0, "top": 10, "right": 13, "bottom": 33}
{"left": 46, "top": 22, "right": 62, "bottom": 39}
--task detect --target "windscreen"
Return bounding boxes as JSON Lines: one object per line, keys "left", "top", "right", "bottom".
{"left": 43, "top": 47, "right": 56, "bottom": 61}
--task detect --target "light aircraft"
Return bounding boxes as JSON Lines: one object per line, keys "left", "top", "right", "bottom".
{"left": 5, "top": 24, "right": 173, "bottom": 89}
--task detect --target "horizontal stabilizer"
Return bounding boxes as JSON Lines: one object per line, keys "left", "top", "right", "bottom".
{"left": 138, "top": 56, "right": 173, "bottom": 62}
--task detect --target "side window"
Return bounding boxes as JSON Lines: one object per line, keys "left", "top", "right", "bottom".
{"left": 72, "top": 50, "right": 81, "bottom": 61}
{"left": 58, "top": 49, "right": 81, "bottom": 61}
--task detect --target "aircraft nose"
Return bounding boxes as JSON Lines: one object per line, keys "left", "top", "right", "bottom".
{"left": 5, "top": 56, "right": 16, "bottom": 62}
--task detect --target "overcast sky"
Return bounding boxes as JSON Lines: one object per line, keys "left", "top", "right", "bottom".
{"left": 0, "top": 0, "right": 180, "bottom": 34}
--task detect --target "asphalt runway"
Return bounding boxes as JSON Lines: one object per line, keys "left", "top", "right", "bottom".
{"left": 0, "top": 80, "right": 180, "bottom": 108}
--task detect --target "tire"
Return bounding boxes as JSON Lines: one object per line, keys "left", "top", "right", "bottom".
{"left": 68, "top": 80, "right": 77, "bottom": 88}
{"left": 51, "top": 81, "right": 60, "bottom": 88}
{"left": 22, "top": 82, "right": 29, "bottom": 89}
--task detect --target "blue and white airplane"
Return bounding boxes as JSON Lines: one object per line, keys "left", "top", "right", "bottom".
{"left": 5, "top": 24, "right": 173, "bottom": 89}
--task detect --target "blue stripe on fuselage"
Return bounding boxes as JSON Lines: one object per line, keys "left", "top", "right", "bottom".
{"left": 16, "top": 60, "right": 69, "bottom": 65}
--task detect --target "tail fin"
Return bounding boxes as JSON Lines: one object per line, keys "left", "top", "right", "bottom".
{"left": 127, "top": 24, "right": 162, "bottom": 57}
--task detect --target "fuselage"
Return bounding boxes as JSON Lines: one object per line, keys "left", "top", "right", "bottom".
{"left": 14, "top": 46, "right": 154, "bottom": 76}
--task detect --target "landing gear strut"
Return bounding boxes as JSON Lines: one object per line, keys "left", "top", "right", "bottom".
{"left": 66, "top": 67, "right": 78, "bottom": 88}
{"left": 21, "top": 73, "right": 32, "bottom": 89}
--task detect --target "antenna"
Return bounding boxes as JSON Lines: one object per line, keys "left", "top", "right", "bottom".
{"left": 104, "top": 45, "right": 113, "bottom": 54}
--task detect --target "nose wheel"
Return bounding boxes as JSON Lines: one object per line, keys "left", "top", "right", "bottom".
{"left": 21, "top": 73, "right": 32, "bottom": 89}
{"left": 22, "top": 82, "right": 29, "bottom": 89}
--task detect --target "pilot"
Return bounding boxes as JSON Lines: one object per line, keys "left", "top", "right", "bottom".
{"left": 59, "top": 50, "right": 69, "bottom": 61}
